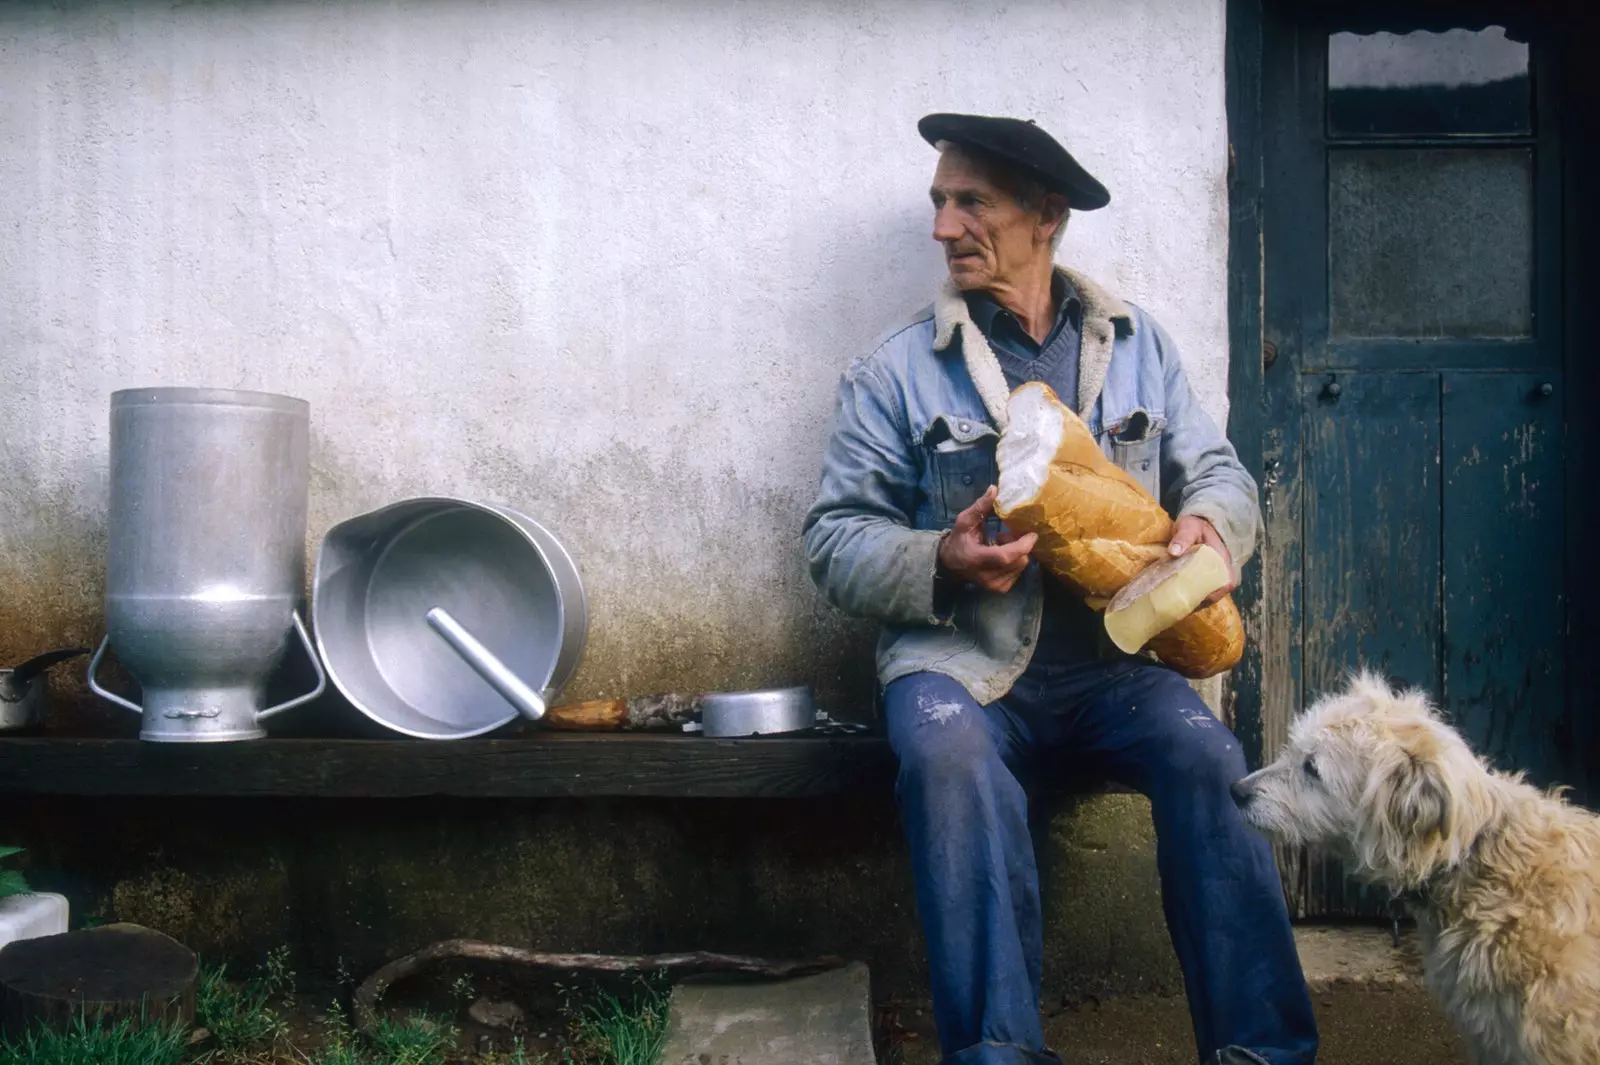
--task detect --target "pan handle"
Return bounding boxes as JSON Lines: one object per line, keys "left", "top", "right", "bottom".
{"left": 425, "top": 607, "right": 548, "bottom": 722}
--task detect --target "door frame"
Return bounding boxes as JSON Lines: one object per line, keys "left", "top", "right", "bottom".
{"left": 1224, "top": 0, "right": 1600, "bottom": 912}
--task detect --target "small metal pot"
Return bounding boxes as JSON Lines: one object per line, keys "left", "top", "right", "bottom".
{"left": 1, "top": 649, "right": 90, "bottom": 732}
{"left": 689, "top": 686, "right": 818, "bottom": 737}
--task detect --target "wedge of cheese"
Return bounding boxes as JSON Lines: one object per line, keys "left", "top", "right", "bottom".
{"left": 1104, "top": 545, "right": 1232, "bottom": 654}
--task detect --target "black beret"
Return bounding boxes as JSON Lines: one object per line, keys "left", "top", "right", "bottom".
{"left": 918, "top": 112, "right": 1110, "bottom": 211}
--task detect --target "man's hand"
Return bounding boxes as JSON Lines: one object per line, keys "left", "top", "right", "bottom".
{"left": 937, "top": 486, "right": 1038, "bottom": 594}
{"left": 1168, "top": 515, "right": 1236, "bottom": 605}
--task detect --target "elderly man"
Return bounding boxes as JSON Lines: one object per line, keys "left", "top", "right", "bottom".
{"left": 802, "top": 115, "right": 1318, "bottom": 1065}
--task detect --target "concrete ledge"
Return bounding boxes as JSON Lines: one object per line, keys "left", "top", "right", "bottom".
{"left": 15, "top": 791, "right": 1184, "bottom": 1000}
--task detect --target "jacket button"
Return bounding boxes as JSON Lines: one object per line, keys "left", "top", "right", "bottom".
{"left": 962, "top": 475, "right": 973, "bottom": 485}
{"left": 958, "top": 422, "right": 970, "bottom": 434}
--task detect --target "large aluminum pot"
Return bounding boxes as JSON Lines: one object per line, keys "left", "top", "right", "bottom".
{"left": 312, "top": 498, "right": 587, "bottom": 740}
{"left": 88, "top": 388, "right": 326, "bottom": 741}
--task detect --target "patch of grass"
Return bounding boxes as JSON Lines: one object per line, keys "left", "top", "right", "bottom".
{"left": 479, "top": 1039, "right": 542, "bottom": 1065}
{"left": 0, "top": 1014, "right": 188, "bottom": 1065}
{"left": 556, "top": 976, "right": 668, "bottom": 1065}
{"left": 193, "top": 949, "right": 293, "bottom": 1054}
{"left": 363, "top": 1013, "right": 458, "bottom": 1065}
{"left": 0, "top": 846, "right": 30, "bottom": 899}
{"left": 300, "top": 1002, "right": 459, "bottom": 1065}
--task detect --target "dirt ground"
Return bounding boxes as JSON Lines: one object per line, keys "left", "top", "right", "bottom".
{"left": 883, "top": 984, "right": 1469, "bottom": 1064}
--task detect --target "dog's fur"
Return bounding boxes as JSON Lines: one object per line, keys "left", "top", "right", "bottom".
{"left": 1233, "top": 671, "right": 1600, "bottom": 1065}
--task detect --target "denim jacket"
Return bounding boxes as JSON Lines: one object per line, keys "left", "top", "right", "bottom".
{"left": 801, "top": 267, "right": 1263, "bottom": 705}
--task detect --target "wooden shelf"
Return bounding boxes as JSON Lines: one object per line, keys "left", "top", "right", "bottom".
{"left": 0, "top": 734, "right": 901, "bottom": 798}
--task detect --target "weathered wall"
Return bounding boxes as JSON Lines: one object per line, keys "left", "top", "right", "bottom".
{"left": 0, "top": 0, "right": 1230, "bottom": 713}
{"left": 14, "top": 792, "right": 1181, "bottom": 1002}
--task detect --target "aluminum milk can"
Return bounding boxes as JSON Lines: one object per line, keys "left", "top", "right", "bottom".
{"left": 88, "top": 387, "right": 325, "bottom": 741}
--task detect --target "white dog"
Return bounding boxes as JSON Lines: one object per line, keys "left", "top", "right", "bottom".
{"left": 1231, "top": 671, "right": 1600, "bottom": 1065}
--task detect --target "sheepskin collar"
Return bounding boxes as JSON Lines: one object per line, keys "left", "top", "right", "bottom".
{"left": 933, "top": 266, "right": 1134, "bottom": 430}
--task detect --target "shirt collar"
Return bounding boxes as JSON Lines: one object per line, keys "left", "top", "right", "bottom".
{"left": 964, "top": 270, "right": 1081, "bottom": 340}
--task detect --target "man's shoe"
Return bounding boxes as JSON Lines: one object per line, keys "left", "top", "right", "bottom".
{"left": 1212, "top": 1049, "right": 1271, "bottom": 1065}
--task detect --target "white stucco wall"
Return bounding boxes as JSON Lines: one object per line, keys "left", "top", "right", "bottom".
{"left": 0, "top": 0, "right": 1229, "bottom": 713}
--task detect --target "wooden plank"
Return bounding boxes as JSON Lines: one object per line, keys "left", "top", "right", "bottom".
{"left": 0, "top": 735, "right": 899, "bottom": 798}
{"left": 1313, "top": 338, "right": 1550, "bottom": 373}
{"left": 1302, "top": 372, "right": 1442, "bottom": 698}
{"left": 0, "top": 735, "right": 1129, "bottom": 800}
{"left": 1224, "top": 0, "right": 1267, "bottom": 764}
{"left": 1560, "top": 41, "right": 1600, "bottom": 808}
{"left": 1302, "top": 371, "right": 1440, "bottom": 917}
{"left": 1441, "top": 372, "right": 1568, "bottom": 788}
{"left": 1255, "top": 8, "right": 1326, "bottom": 913}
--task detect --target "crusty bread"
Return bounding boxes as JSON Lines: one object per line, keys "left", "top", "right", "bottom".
{"left": 994, "top": 381, "right": 1244, "bottom": 679}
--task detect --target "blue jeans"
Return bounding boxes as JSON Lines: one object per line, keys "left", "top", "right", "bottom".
{"left": 885, "top": 660, "right": 1318, "bottom": 1065}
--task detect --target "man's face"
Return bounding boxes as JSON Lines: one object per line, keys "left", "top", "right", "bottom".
{"left": 930, "top": 148, "right": 1046, "bottom": 293}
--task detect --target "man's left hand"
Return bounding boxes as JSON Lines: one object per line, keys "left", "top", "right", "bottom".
{"left": 1167, "top": 515, "right": 1236, "bottom": 606}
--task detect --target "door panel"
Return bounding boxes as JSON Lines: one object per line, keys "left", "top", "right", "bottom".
{"left": 1302, "top": 373, "right": 1441, "bottom": 698}
{"left": 1441, "top": 371, "right": 1567, "bottom": 786}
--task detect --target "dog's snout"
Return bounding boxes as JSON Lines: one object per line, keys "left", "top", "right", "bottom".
{"left": 1229, "top": 779, "right": 1255, "bottom": 807}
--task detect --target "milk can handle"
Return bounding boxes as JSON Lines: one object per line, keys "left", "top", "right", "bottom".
{"left": 87, "top": 609, "right": 327, "bottom": 719}
{"left": 257, "top": 611, "right": 328, "bottom": 720}
{"left": 86, "top": 637, "right": 141, "bottom": 714}
{"left": 424, "top": 607, "right": 548, "bottom": 722}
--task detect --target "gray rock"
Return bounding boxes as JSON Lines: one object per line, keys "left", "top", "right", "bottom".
{"left": 657, "top": 961, "right": 874, "bottom": 1065}
{"left": 467, "top": 996, "right": 526, "bottom": 1030}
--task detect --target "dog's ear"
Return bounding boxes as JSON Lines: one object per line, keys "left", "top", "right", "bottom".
{"left": 1386, "top": 752, "right": 1451, "bottom": 842}
{"left": 1355, "top": 737, "right": 1453, "bottom": 888}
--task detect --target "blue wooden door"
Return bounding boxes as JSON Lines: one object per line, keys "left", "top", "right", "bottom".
{"left": 1255, "top": 12, "right": 1578, "bottom": 916}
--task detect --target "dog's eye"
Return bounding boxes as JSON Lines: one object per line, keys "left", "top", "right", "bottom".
{"left": 1302, "top": 757, "right": 1320, "bottom": 781}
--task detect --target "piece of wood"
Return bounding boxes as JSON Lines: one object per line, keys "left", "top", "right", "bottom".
{"left": 619, "top": 691, "right": 701, "bottom": 730}
{"left": 1254, "top": 2, "right": 1326, "bottom": 915}
{"left": 0, "top": 735, "right": 896, "bottom": 797}
{"left": 1302, "top": 372, "right": 1441, "bottom": 919}
{"left": 0, "top": 923, "right": 197, "bottom": 1036}
{"left": 0, "top": 736, "right": 1129, "bottom": 799}
{"left": 543, "top": 692, "right": 704, "bottom": 731}
{"left": 1442, "top": 372, "right": 1567, "bottom": 787}
{"left": 543, "top": 699, "right": 628, "bottom": 731}
{"left": 1303, "top": 373, "right": 1442, "bottom": 710}
{"left": 353, "top": 939, "right": 845, "bottom": 1032}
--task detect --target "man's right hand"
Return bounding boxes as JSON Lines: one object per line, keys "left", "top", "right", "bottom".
{"left": 937, "top": 486, "right": 1038, "bottom": 594}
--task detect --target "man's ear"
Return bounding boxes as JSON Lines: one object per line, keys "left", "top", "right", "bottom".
{"left": 1038, "top": 193, "right": 1070, "bottom": 245}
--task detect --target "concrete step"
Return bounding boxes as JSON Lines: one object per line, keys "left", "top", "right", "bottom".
{"left": 657, "top": 960, "right": 876, "bottom": 1065}
{"left": 883, "top": 925, "right": 1450, "bottom": 1065}
{"left": 1294, "top": 923, "right": 1425, "bottom": 989}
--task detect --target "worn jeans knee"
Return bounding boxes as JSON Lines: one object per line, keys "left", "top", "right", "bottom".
{"left": 885, "top": 675, "right": 1003, "bottom": 800}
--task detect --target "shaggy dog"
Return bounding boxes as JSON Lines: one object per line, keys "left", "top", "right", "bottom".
{"left": 1230, "top": 671, "right": 1600, "bottom": 1065}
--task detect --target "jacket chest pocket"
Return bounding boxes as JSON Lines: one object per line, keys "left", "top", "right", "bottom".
{"left": 1107, "top": 409, "right": 1165, "bottom": 501}
{"left": 924, "top": 415, "right": 1000, "bottom": 526}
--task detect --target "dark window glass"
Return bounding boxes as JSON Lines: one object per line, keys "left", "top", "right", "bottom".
{"left": 1328, "top": 27, "right": 1531, "bottom": 136}
{"left": 1330, "top": 148, "right": 1533, "bottom": 339}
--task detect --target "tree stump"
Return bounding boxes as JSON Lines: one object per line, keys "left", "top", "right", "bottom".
{"left": 0, "top": 923, "right": 197, "bottom": 1037}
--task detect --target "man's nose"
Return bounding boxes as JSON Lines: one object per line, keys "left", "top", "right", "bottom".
{"left": 932, "top": 204, "right": 963, "bottom": 243}
{"left": 1229, "top": 779, "right": 1255, "bottom": 807}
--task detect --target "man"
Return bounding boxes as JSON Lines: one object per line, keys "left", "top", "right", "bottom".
{"left": 802, "top": 114, "right": 1318, "bottom": 1065}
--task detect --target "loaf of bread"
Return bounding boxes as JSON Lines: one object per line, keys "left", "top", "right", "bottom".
{"left": 993, "top": 381, "right": 1244, "bottom": 678}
